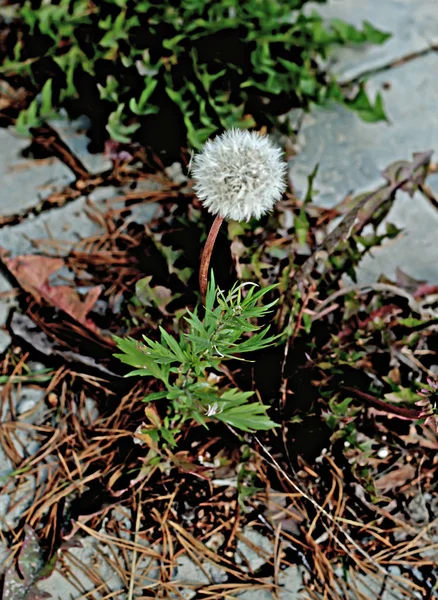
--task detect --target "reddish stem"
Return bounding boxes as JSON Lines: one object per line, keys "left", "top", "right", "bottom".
{"left": 342, "top": 386, "right": 422, "bottom": 420}
{"left": 199, "top": 214, "right": 224, "bottom": 303}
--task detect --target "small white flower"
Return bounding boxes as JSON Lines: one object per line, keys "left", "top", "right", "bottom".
{"left": 191, "top": 129, "right": 287, "bottom": 222}
{"left": 205, "top": 402, "right": 222, "bottom": 417}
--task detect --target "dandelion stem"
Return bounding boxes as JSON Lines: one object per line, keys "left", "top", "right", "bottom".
{"left": 199, "top": 214, "right": 224, "bottom": 303}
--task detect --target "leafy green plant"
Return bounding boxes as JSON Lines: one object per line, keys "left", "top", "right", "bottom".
{"left": 115, "top": 275, "right": 279, "bottom": 446}
{"left": 15, "top": 79, "right": 56, "bottom": 135}
{"left": 3, "top": 0, "right": 390, "bottom": 152}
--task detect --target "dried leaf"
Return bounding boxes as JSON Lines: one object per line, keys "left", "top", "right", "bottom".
{"left": 135, "top": 276, "right": 172, "bottom": 315}
{"left": 395, "top": 267, "right": 426, "bottom": 293}
{"left": 0, "top": 80, "right": 28, "bottom": 111}
{"left": 375, "top": 464, "right": 416, "bottom": 494}
{"left": 399, "top": 423, "right": 438, "bottom": 450}
{"left": 3, "top": 526, "right": 53, "bottom": 600}
{"left": 18, "top": 526, "right": 45, "bottom": 582}
{"left": 0, "top": 252, "right": 101, "bottom": 332}
{"left": 383, "top": 150, "right": 433, "bottom": 196}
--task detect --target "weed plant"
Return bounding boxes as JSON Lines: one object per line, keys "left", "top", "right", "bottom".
{"left": 2, "top": 0, "right": 390, "bottom": 155}
{"left": 115, "top": 275, "right": 279, "bottom": 443}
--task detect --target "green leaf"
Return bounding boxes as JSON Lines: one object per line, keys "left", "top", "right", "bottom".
{"left": 143, "top": 391, "right": 169, "bottom": 402}
{"left": 304, "top": 164, "right": 319, "bottom": 204}
{"left": 344, "top": 87, "right": 388, "bottom": 123}
{"left": 399, "top": 317, "right": 438, "bottom": 329}
{"left": 159, "top": 326, "right": 186, "bottom": 362}
{"left": 40, "top": 79, "right": 53, "bottom": 114}
{"left": 113, "top": 336, "right": 168, "bottom": 383}
{"left": 15, "top": 79, "right": 55, "bottom": 136}
{"left": 97, "top": 75, "right": 120, "bottom": 102}
{"left": 106, "top": 103, "right": 140, "bottom": 143}
{"left": 129, "top": 78, "right": 159, "bottom": 115}
{"left": 215, "top": 403, "right": 278, "bottom": 432}
{"left": 294, "top": 208, "right": 309, "bottom": 247}
{"left": 362, "top": 21, "right": 391, "bottom": 45}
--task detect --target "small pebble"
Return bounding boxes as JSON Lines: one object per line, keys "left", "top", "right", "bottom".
{"left": 377, "top": 447, "right": 389, "bottom": 459}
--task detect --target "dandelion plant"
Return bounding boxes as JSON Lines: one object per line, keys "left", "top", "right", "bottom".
{"left": 191, "top": 129, "right": 287, "bottom": 300}
{"left": 114, "top": 275, "right": 279, "bottom": 446}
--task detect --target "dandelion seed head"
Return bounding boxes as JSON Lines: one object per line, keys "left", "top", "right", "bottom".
{"left": 191, "top": 129, "right": 287, "bottom": 221}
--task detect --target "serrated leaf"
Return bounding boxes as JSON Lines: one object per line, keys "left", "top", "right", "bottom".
{"left": 106, "top": 103, "right": 140, "bottom": 143}
{"left": 159, "top": 327, "right": 186, "bottom": 362}
{"left": 113, "top": 336, "right": 168, "bottom": 382}
{"left": 215, "top": 404, "right": 278, "bottom": 432}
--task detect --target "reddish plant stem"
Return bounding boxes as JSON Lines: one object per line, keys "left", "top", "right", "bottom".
{"left": 342, "top": 386, "right": 422, "bottom": 420}
{"left": 199, "top": 214, "right": 224, "bottom": 303}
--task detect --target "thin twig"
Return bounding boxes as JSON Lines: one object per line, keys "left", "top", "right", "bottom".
{"left": 127, "top": 492, "right": 142, "bottom": 600}
{"left": 341, "top": 386, "right": 422, "bottom": 420}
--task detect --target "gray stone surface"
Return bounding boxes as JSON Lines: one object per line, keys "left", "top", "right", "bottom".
{"left": 0, "top": 273, "right": 13, "bottom": 351}
{"left": 0, "top": 196, "right": 101, "bottom": 257}
{"left": 38, "top": 536, "right": 123, "bottom": 599}
{"left": 173, "top": 555, "right": 228, "bottom": 599}
{"left": 49, "top": 115, "right": 113, "bottom": 175}
{"left": 0, "top": 192, "right": 159, "bottom": 258}
{"left": 354, "top": 189, "right": 438, "bottom": 284}
{"left": 312, "top": 0, "right": 438, "bottom": 80}
{"left": 290, "top": 52, "right": 438, "bottom": 285}
{"left": 237, "top": 566, "right": 305, "bottom": 600}
{"left": 0, "top": 128, "right": 74, "bottom": 217}
{"left": 290, "top": 53, "right": 438, "bottom": 206}
{"left": 236, "top": 528, "right": 274, "bottom": 572}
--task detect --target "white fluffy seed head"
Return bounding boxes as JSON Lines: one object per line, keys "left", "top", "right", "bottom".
{"left": 191, "top": 129, "right": 287, "bottom": 222}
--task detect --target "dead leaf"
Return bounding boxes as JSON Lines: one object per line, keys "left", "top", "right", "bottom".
{"left": 399, "top": 423, "right": 438, "bottom": 450}
{"left": 3, "top": 525, "right": 54, "bottom": 600}
{"left": 383, "top": 150, "right": 433, "bottom": 196}
{"left": 41, "top": 285, "right": 102, "bottom": 331}
{"left": 413, "top": 283, "right": 438, "bottom": 298}
{"left": 0, "top": 80, "right": 28, "bottom": 111}
{"left": 0, "top": 252, "right": 101, "bottom": 333}
{"left": 135, "top": 276, "right": 172, "bottom": 315}
{"left": 375, "top": 464, "right": 416, "bottom": 494}
{"left": 395, "top": 268, "right": 426, "bottom": 293}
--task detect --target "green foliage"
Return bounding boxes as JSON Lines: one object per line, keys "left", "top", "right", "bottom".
{"left": 106, "top": 102, "right": 140, "bottom": 143}
{"left": 115, "top": 275, "right": 279, "bottom": 445}
{"left": 15, "top": 79, "right": 56, "bottom": 135}
{"left": 5, "top": 0, "right": 390, "bottom": 147}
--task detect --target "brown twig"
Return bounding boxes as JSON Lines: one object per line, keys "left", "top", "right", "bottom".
{"left": 199, "top": 214, "right": 224, "bottom": 303}
{"left": 341, "top": 386, "right": 423, "bottom": 420}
